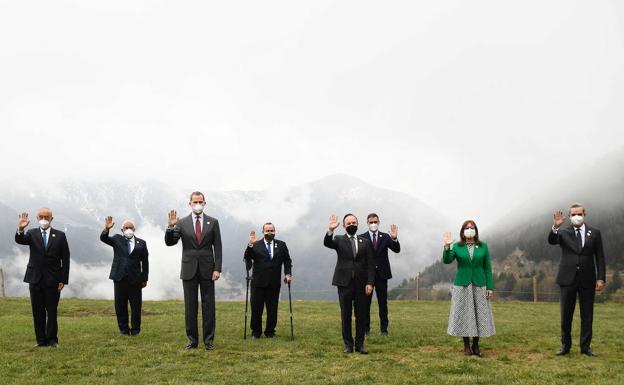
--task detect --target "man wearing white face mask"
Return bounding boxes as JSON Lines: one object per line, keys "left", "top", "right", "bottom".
{"left": 549, "top": 203, "right": 606, "bottom": 357}
{"left": 166, "top": 191, "right": 222, "bottom": 350}
{"left": 15, "top": 208, "right": 70, "bottom": 348}
{"left": 359, "top": 213, "right": 400, "bottom": 336}
{"left": 100, "top": 216, "right": 149, "bottom": 336}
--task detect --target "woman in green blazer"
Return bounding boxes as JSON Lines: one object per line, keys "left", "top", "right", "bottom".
{"left": 442, "top": 220, "right": 495, "bottom": 356}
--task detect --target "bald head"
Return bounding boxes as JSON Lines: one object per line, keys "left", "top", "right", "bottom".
{"left": 121, "top": 219, "right": 135, "bottom": 230}
{"left": 37, "top": 208, "right": 53, "bottom": 221}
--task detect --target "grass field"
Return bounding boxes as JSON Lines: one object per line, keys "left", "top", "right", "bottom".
{"left": 0, "top": 297, "right": 622, "bottom": 385}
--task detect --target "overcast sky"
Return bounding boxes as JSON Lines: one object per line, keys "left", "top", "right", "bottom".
{"left": 1, "top": 0, "right": 623, "bottom": 227}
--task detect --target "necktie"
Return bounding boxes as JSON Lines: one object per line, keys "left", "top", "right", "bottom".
{"left": 576, "top": 228, "right": 583, "bottom": 249}
{"left": 42, "top": 231, "right": 48, "bottom": 249}
{"left": 350, "top": 236, "right": 357, "bottom": 259}
{"left": 266, "top": 243, "right": 272, "bottom": 260}
{"left": 372, "top": 232, "right": 378, "bottom": 250}
{"left": 195, "top": 216, "right": 202, "bottom": 243}
{"left": 128, "top": 240, "right": 133, "bottom": 254}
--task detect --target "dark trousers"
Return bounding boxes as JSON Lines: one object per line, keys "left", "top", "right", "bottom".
{"left": 250, "top": 286, "right": 280, "bottom": 337}
{"left": 560, "top": 272, "right": 596, "bottom": 351}
{"left": 366, "top": 278, "right": 389, "bottom": 333}
{"left": 29, "top": 282, "right": 60, "bottom": 345}
{"left": 114, "top": 277, "right": 143, "bottom": 334}
{"left": 182, "top": 273, "right": 215, "bottom": 346}
{"left": 337, "top": 279, "right": 368, "bottom": 349}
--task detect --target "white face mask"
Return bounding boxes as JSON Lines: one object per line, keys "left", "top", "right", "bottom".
{"left": 368, "top": 223, "right": 379, "bottom": 232}
{"left": 464, "top": 228, "right": 476, "bottom": 239}
{"left": 39, "top": 219, "right": 50, "bottom": 230}
{"left": 123, "top": 229, "right": 135, "bottom": 239}
{"left": 191, "top": 203, "right": 205, "bottom": 214}
{"left": 570, "top": 214, "right": 584, "bottom": 226}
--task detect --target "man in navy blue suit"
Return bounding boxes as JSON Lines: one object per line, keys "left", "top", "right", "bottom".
{"left": 15, "top": 208, "right": 70, "bottom": 348}
{"left": 360, "top": 213, "right": 400, "bottom": 336}
{"left": 100, "top": 216, "right": 149, "bottom": 336}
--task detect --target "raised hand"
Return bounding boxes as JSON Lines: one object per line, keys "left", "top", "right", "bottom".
{"left": 443, "top": 231, "right": 454, "bottom": 247}
{"left": 168, "top": 210, "right": 179, "bottom": 227}
{"left": 553, "top": 210, "right": 566, "bottom": 229}
{"left": 328, "top": 214, "right": 339, "bottom": 231}
{"left": 389, "top": 224, "right": 398, "bottom": 239}
{"left": 249, "top": 230, "right": 257, "bottom": 245}
{"left": 18, "top": 212, "right": 30, "bottom": 230}
{"left": 104, "top": 216, "right": 115, "bottom": 231}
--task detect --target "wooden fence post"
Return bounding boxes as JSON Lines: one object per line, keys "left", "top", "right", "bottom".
{"left": 416, "top": 272, "right": 420, "bottom": 302}
{"left": 0, "top": 268, "right": 5, "bottom": 297}
{"left": 533, "top": 276, "right": 538, "bottom": 303}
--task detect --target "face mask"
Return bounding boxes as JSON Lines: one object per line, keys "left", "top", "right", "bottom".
{"left": 464, "top": 228, "right": 476, "bottom": 239}
{"left": 368, "top": 223, "right": 379, "bottom": 232}
{"left": 39, "top": 219, "right": 50, "bottom": 230}
{"left": 264, "top": 233, "right": 275, "bottom": 241}
{"left": 570, "top": 215, "right": 584, "bottom": 226}
{"left": 346, "top": 225, "right": 358, "bottom": 236}
{"left": 123, "top": 229, "right": 135, "bottom": 239}
{"left": 191, "top": 203, "right": 205, "bottom": 214}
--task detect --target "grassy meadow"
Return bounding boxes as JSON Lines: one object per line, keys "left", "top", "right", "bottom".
{"left": 0, "top": 297, "right": 622, "bottom": 385}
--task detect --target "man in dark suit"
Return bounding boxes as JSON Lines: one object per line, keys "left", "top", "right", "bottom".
{"left": 549, "top": 203, "right": 606, "bottom": 357}
{"left": 360, "top": 213, "right": 400, "bottom": 336}
{"left": 324, "top": 213, "right": 375, "bottom": 354}
{"left": 244, "top": 223, "right": 292, "bottom": 338}
{"left": 100, "top": 216, "right": 149, "bottom": 336}
{"left": 14, "top": 208, "right": 70, "bottom": 348}
{"left": 165, "top": 191, "right": 222, "bottom": 350}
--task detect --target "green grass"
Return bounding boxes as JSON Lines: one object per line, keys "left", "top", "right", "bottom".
{"left": 0, "top": 297, "right": 622, "bottom": 385}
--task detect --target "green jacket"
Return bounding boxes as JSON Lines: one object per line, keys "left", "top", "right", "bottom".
{"left": 442, "top": 241, "right": 494, "bottom": 290}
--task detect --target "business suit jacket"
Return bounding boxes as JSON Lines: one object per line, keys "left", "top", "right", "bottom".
{"left": 165, "top": 213, "right": 222, "bottom": 280}
{"left": 324, "top": 232, "right": 376, "bottom": 287}
{"left": 244, "top": 239, "right": 292, "bottom": 289}
{"left": 100, "top": 231, "right": 149, "bottom": 286}
{"left": 15, "top": 227, "right": 70, "bottom": 287}
{"left": 442, "top": 242, "right": 494, "bottom": 290}
{"left": 548, "top": 225, "right": 606, "bottom": 288}
{"left": 359, "top": 231, "right": 400, "bottom": 280}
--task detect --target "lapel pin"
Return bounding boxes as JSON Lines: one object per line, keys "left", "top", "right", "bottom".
{"left": 52, "top": 234, "right": 56, "bottom": 237}
{"left": 359, "top": 239, "right": 362, "bottom": 243}
{"left": 206, "top": 221, "right": 210, "bottom": 225}
{"left": 275, "top": 244, "right": 278, "bottom": 248}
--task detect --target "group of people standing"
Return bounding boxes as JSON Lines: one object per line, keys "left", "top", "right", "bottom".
{"left": 14, "top": 193, "right": 606, "bottom": 358}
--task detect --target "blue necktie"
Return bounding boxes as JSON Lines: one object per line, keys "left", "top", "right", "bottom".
{"left": 266, "top": 243, "right": 272, "bottom": 260}
{"left": 128, "top": 240, "right": 133, "bottom": 254}
{"left": 42, "top": 231, "right": 48, "bottom": 249}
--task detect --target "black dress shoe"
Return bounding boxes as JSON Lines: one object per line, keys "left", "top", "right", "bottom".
{"left": 355, "top": 346, "right": 369, "bottom": 355}
{"left": 185, "top": 343, "right": 198, "bottom": 349}
{"left": 464, "top": 346, "right": 473, "bottom": 356}
{"left": 556, "top": 348, "right": 570, "bottom": 356}
{"left": 130, "top": 330, "right": 140, "bottom": 336}
{"left": 581, "top": 349, "right": 597, "bottom": 357}
{"left": 381, "top": 331, "right": 389, "bottom": 337}
{"left": 48, "top": 342, "right": 59, "bottom": 348}
{"left": 120, "top": 330, "right": 130, "bottom": 336}
{"left": 205, "top": 343, "right": 215, "bottom": 351}
{"left": 265, "top": 334, "right": 275, "bottom": 338}
{"left": 343, "top": 346, "right": 354, "bottom": 353}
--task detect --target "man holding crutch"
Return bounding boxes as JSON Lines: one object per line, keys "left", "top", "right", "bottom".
{"left": 244, "top": 223, "right": 292, "bottom": 339}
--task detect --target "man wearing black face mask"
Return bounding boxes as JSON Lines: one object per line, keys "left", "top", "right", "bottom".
{"left": 244, "top": 223, "right": 292, "bottom": 338}
{"left": 324, "top": 214, "right": 375, "bottom": 354}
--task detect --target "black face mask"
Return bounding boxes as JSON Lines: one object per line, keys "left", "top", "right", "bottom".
{"left": 345, "top": 225, "right": 358, "bottom": 236}
{"left": 264, "top": 233, "right": 275, "bottom": 241}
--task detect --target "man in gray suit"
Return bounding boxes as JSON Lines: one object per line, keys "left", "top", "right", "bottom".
{"left": 165, "top": 191, "right": 222, "bottom": 350}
